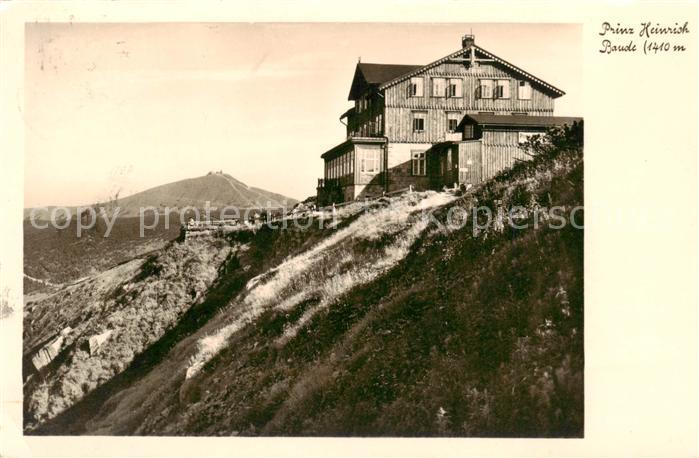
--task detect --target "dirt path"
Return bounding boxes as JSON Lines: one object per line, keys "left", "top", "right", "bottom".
{"left": 23, "top": 273, "right": 60, "bottom": 287}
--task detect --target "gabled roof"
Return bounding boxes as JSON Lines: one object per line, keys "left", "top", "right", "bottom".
{"left": 377, "top": 45, "right": 566, "bottom": 98}
{"left": 348, "top": 63, "right": 422, "bottom": 100}
{"left": 340, "top": 107, "right": 355, "bottom": 120}
{"left": 357, "top": 63, "right": 423, "bottom": 84}
{"left": 459, "top": 114, "right": 582, "bottom": 128}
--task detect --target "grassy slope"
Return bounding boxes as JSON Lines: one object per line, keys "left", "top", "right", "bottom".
{"left": 169, "top": 145, "right": 583, "bottom": 437}
{"left": 33, "top": 129, "right": 583, "bottom": 437}
{"left": 30, "top": 216, "right": 340, "bottom": 435}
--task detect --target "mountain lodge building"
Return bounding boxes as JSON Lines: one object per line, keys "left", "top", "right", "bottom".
{"left": 316, "top": 35, "right": 582, "bottom": 205}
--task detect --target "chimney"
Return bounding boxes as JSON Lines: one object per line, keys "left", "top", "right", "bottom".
{"left": 462, "top": 34, "right": 475, "bottom": 49}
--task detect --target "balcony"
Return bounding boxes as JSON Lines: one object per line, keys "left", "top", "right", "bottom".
{"left": 347, "top": 125, "right": 383, "bottom": 139}
{"left": 346, "top": 115, "right": 383, "bottom": 139}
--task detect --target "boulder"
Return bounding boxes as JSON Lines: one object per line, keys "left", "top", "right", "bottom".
{"left": 31, "top": 335, "right": 65, "bottom": 371}
{"left": 88, "top": 330, "right": 113, "bottom": 356}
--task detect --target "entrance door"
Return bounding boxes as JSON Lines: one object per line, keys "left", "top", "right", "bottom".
{"left": 458, "top": 141, "right": 482, "bottom": 186}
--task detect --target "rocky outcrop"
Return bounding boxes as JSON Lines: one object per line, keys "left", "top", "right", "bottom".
{"left": 31, "top": 327, "right": 72, "bottom": 371}
{"left": 88, "top": 330, "right": 113, "bottom": 356}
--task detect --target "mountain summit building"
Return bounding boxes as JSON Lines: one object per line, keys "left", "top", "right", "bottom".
{"left": 316, "top": 34, "right": 581, "bottom": 205}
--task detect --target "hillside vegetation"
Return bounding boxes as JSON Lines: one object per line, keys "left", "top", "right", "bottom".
{"left": 23, "top": 216, "right": 178, "bottom": 290}
{"left": 24, "top": 239, "right": 232, "bottom": 429}
{"left": 31, "top": 125, "right": 583, "bottom": 437}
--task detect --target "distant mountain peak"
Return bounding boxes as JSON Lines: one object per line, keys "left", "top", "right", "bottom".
{"left": 25, "top": 174, "right": 298, "bottom": 219}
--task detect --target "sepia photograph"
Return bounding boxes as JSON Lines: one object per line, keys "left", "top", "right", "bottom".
{"left": 19, "top": 22, "right": 585, "bottom": 437}
{"left": 1, "top": 0, "right": 698, "bottom": 456}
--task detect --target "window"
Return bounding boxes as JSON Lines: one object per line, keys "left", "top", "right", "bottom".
{"left": 448, "top": 78, "right": 463, "bottom": 98}
{"left": 518, "top": 132, "right": 538, "bottom": 144}
{"left": 412, "top": 112, "right": 426, "bottom": 132}
{"left": 447, "top": 112, "right": 461, "bottom": 133}
{"left": 412, "top": 151, "right": 427, "bottom": 176}
{"left": 512, "top": 112, "right": 528, "bottom": 116}
{"left": 448, "top": 118, "right": 458, "bottom": 133}
{"left": 479, "top": 79, "right": 493, "bottom": 99}
{"left": 408, "top": 77, "right": 424, "bottom": 97}
{"left": 360, "top": 149, "right": 381, "bottom": 174}
{"left": 463, "top": 124, "right": 475, "bottom": 139}
{"left": 432, "top": 78, "right": 446, "bottom": 97}
{"left": 518, "top": 81, "right": 532, "bottom": 100}
{"left": 357, "top": 98, "right": 370, "bottom": 113}
{"left": 495, "top": 80, "right": 510, "bottom": 99}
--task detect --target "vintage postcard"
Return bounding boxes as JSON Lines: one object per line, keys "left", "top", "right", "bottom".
{"left": 0, "top": 1, "right": 696, "bottom": 457}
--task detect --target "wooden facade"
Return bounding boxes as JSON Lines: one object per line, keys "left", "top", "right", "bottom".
{"left": 480, "top": 131, "right": 532, "bottom": 181}
{"left": 383, "top": 62, "right": 555, "bottom": 144}
{"left": 317, "top": 35, "right": 577, "bottom": 205}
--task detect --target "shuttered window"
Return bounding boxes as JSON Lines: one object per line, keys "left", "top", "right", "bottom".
{"left": 495, "top": 80, "right": 510, "bottom": 99}
{"left": 448, "top": 78, "right": 463, "bottom": 97}
{"left": 432, "top": 78, "right": 446, "bottom": 97}
{"left": 412, "top": 151, "right": 427, "bottom": 176}
{"left": 518, "top": 81, "right": 532, "bottom": 100}
{"left": 412, "top": 111, "right": 426, "bottom": 132}
{"left": 479, "top": 79, "right": 493, "bottom": 99}
{"left": 408, "top": 77, "right": 424, "bottom": 97}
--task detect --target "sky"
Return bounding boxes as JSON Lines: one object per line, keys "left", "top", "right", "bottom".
{"left": 24, "top": 23, "right": 582, "bottom": 207}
